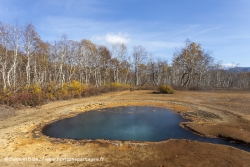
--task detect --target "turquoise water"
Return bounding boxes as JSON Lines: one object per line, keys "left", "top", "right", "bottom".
{"left": 42, "top": 106, "right": 250, "bottom": 152}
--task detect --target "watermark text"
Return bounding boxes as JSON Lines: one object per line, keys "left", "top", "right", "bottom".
{"left": 3, "top": 156, "right": 104, "bottom": 162}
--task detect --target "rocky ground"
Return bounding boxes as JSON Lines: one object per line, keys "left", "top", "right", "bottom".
{"left": 0, "top": 90, "right": 250, "bottom": 166}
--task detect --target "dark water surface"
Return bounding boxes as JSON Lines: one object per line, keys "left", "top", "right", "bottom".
{"left": 42, "top": 106, "right": 250, "bottom": 152}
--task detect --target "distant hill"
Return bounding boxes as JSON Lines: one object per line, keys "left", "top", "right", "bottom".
{"left": 228, "top": 67, "right": 250, "bottom": 72}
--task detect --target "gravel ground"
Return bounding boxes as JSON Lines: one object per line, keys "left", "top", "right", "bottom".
{"left": 1, "top": 90, "right": 250, "bottom": 167}
{"left": 0, "top": 105, "right": 16, "bottom": 120}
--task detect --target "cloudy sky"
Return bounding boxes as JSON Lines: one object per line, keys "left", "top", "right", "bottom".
{"left": 1, "top": 0, "right": 250, "bottom": 66}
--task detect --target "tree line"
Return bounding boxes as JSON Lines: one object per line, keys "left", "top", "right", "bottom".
{"left": 0, "top": 22, "right": 249, "bottom": 105}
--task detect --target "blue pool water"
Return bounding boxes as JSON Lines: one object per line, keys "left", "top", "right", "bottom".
{"left": 42, "top": 106, "right": 250, "bottom": 152}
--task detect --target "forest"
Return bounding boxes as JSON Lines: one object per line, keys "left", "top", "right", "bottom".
{"left": 0, "top": 21, "right": 249, "bottom": 106}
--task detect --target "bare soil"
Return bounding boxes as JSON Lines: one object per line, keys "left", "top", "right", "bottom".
{"left": 0, "top": 90, "right": 250, "bottom": 167}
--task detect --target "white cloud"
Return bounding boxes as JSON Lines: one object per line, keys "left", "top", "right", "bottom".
{"left": 222, "top": 63, "right": 238, "bottom": 68}
{"left": 92, "top": 33, "right": 131, "bottom": 45}
{"left": 105, "top": 33, "right": 131, "bottom": 44}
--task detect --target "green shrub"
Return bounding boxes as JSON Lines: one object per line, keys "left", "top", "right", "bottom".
{"left": 44, "top": 82, "right": 57, "bottom": 100}
{"left": 109, "top": 82, "right": 130, "bottom": 91}
{"left": 57, "top": 86, "right": 70, "bottom": 100}
{"left": 158, "top": 85, "right": 174, "bottom": 94}
{"left": 68, "top": 80, "right": 84, "bottom": 98}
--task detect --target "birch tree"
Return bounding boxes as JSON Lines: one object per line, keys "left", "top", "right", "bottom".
{"left": 111, "top": 43, "right": 128, "bottom": 83}
{"left": 172, "top": 39, "right": 213, "bottom": 87}
{"left": 6, "top": 22, "right": 21, "bottom": 91}
{"left": 0, "top": 22, "right": 11, "bottom": 90}
{"left": 133, "top": 45, "right": 147, "bottom": 85}
{"left": 78, "top": 39, "right": 97, "bottom": 85}
{"left": 97, "top": 46, "right": 111, "bottom": 85}
{"left": 23, "top": 23, "right": 39, "bottom": 86}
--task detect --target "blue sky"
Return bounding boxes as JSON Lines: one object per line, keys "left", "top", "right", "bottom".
{"left": 1, "top": 0, "right": 250, "bottom": 66}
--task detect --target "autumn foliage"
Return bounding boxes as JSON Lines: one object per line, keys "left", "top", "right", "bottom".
{"left": 0, "top": 81, "right": 132, "bottom": 107}
{"left": 0, "top": 21, "right": 249, "bottom": 107}
{"left": 158, "top": 85, "right": 175, "bottom": 94}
